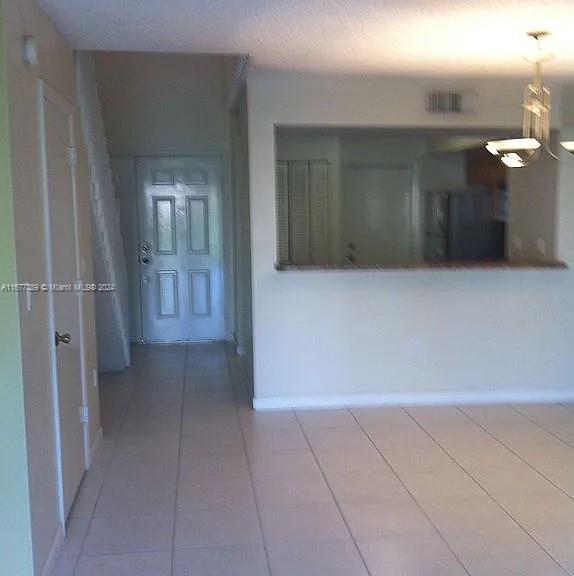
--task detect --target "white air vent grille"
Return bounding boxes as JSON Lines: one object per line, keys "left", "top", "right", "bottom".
{"left": 426, "top": 90, "right": 466, "bottom": 114}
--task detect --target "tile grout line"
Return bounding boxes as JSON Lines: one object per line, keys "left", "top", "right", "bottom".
{"left": 169, "top": 344, "right": 188, "bottom": 576}
{"left": 347, "top": 408, "right": 473, "bottom": 576}
{"left": 456, "top": 405, "right": 574, "bottom": 502}
{"left": 292, "top": 410, "right": 374, "bottom": 576}
{"left": 70, "top": 368, "right": 136, "bottom": 574}
{"left": 404, "top": 407, "right": 572, "bottom": 576}
{"left": 508, "top": 404, "right": 574, "bottom": 451}
{"left": 224, "top": 344, "right": 274, "bottom": 576}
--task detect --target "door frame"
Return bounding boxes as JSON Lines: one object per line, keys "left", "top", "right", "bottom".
{"left": 134, "top": 154, "right": 229, "bottom": 343}
{"left": 37, "top": 79, "right": 89, "bottom": 523}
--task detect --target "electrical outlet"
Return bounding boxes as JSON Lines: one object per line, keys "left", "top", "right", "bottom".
{"left": 513, "top": 234, "right": 523, "bottom": 251}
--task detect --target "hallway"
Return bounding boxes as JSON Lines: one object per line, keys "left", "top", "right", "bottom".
{"left": 52, "top": 343, "right": 574, "bottom": 576}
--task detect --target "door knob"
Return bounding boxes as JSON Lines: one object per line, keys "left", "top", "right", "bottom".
{"left": 55, "top": 331, "right": 71, "bottom": 347}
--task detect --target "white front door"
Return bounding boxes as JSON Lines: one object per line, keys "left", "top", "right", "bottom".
{"left": 343, "top": 164, "right": 414, "bottom": 266}
{"left": 39, "top": 83, "right": 86, "bottom": 518}
{"left": 137, "top": 157, "right": 225, "bottom": 342}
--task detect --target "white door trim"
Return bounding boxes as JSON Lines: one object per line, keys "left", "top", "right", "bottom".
{"left": 37, "top": 79, "right": 89, "bottom": 524}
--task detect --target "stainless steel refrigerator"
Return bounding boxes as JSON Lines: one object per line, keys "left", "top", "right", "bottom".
{"left": 425, "top": 188, "right": 506, "bottom": 263}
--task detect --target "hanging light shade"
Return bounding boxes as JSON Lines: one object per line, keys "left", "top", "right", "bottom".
{"left": 486, "top": 32, "right": 556, "bottom": 168}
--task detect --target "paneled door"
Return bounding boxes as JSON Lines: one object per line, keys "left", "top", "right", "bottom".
{"left": 342, "top": 164, "right": 414, "bottom": 266}
{"left": 39, "top": 81, "right": 86, "bottom": 519}
{"left": 137, "top": 157, "right": 224, "bottom": 342}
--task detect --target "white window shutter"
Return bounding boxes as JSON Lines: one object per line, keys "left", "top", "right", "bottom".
{"left": 289, "top": 161, "right": 310, "bottom": 264}
{"left": 309, "top": 160, "right": 330, "bottom": 264}
{"left": 275, "top": 161, "right": 290, "bottom": 264}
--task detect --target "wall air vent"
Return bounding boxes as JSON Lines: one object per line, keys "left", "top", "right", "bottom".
{"left": 425, "top": 90, "right": 472, "bottom": 114}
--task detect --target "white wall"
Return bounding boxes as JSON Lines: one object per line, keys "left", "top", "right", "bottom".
{"left": 4, "top": 0, "right": 100, "bottom": 573}
{"left": 247, "top": 70, "right": 574, "bottom": 408}
{"left": 507, "top": 132, "right": 560, "bottom": 262}
{"left": 94, "top": 52, "right": 234, "bottom": 341}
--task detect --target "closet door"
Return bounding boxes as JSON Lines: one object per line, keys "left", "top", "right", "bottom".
{"left": 276, "top": 161, "right": 290, "bottom": 264}
{"left": 309, "top": 160, "right": 330, "bottom": 264}
{"left": 288, "top": 161, "right": 310, "bottom": 264}
{"left": 275, "top": 159, "right": 330, "bottom": 265}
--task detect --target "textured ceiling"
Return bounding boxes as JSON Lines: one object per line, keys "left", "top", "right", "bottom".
{"left": 38, "top": 0, "right": 574, "bottom": 76}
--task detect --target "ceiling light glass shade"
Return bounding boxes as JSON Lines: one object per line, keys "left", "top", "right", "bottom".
{"left": 485, "top": 138, "right": 542, "bottom": 168}
{"left": 500, "top": 151, "right": 541, "bottom": 168}
{"left": 486, "top": 32, "right": 555, "bottom": 168}
{"left": 561, "top": 141, "right": 574, "bottom": 153}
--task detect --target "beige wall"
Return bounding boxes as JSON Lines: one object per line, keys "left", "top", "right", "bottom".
{"left": 4, "top": 0, "right": 99, "bottom": 573}
{"left": 94, "top": 52, "right": 234, "bottom": 341}
{"left": 94, "top": 52, "right": 230, "bottom": 156}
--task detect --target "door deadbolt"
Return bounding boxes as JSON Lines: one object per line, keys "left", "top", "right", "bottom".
{"left": 55, "top": 331, "right": 71, "bottom": 347}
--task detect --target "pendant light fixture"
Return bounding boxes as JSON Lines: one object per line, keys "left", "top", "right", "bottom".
{"left": 486, "top": 32, "right": 573, "bottom": 168}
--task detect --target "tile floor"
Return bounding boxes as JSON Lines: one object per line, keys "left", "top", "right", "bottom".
{"left": 51, "top": 343, "right": 574, "bottom": 576}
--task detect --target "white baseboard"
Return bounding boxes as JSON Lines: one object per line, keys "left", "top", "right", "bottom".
{"left": 41, "top": 522, "right": 64, "bottom": 576}
{"left": 253, "top": 389, "right": 574, "bottom": 411}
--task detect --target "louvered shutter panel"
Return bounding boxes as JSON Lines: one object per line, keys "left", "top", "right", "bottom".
{"left": 275, "top": 161, "right": 290, "bottom": 264}
{"left": 289, "top": 161, "right": 310, "bottom": 264}
{"left": 309, "top": 160, "right": 330, "bottom": 264}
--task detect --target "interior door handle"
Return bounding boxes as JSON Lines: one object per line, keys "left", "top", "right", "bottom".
{"left": 55, "top": 331, "right": 72, "bottom": 347}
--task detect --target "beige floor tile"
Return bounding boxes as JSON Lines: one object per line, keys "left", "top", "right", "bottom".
{"left": 94, "top": 481, "right": 176, "bottom": 516}
{"left": 253, "top": 471, "right": 333, "bottom": 507}
{"left": 448, "top": 531, "right": 567, "bottom": 576}
{"left": 174, "top": 507, "right": 262, "bottom": 548}
{"left": 380, "top": 445, "right": 454, "bottom": 474}
{"left": 75, "top": 551, "right": 172, "bottom": 576}
{"left": 493, "top": 491, "right": 574, "bottom": 532}
{"left": 69, "top": 484, "right": 100, "bottom": 518}
{"left": 359, "top": 534, "right": 467, "bottom": 576}
{"left": 104, "top": 456, "right": 178, "bottom": 487}
{"left": 467, "top": 462, "right": 558, "bottom": 497}
{"left": 180, "top": 429, "right": 245, "bottom": 455}
{"left": 260, "top": 502, "right": 349, "bottom": 542}
{"left": 87, "top": 347, "right": 574, "bottom": 576}
{"left": 327, "top": 469, "right": 405, "bottom": 502}
{"left": 50, "top": 556, "right": 77, "bottom": 576}
{"left": 400, "top": 468, "right": 484, "bottom": 502}
{"left": 179, "top": 452, "right": 249, "bottom": 480}
{"left": 340, "top": 498, "right": 435, "bottom": 541}
{"left": 58, "top": 517, "right": 90, "bottom": 559}
{"left": 315, "top": 445, "right": 387, "bottom": 473}
{"left": 114, "top": 434, "right": 180, "bottom": 459}
{"left": 239, "top": 408, "right": 299, "bottom": 432}
{"left": 421, "top": 494, "right": 517, "bottom": 538}
{"left": 83, "top": 514, "right": 173, "bottom": 555}
{"left": 244, "top": 428, "right": 309, "bottom": 452}
{"left": 305, "top": 427, "right": 374, "bottom": 452}
{"left": 529, "top": 524, "right": 574, "bottom": 574}
{"left": 267, "top": 539, "right": 368, "bottom": 576}
{"left": 249, "top": 449, "right": 320, "bottom": 478}
{"left": 172, "top": 544, "right": 269, "bottom": 576}
{"left": 177, "top": 475, "right": 255, "bottom": 511}
{"left": 296, "top": 409, "right": 358, "bottom": 430}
